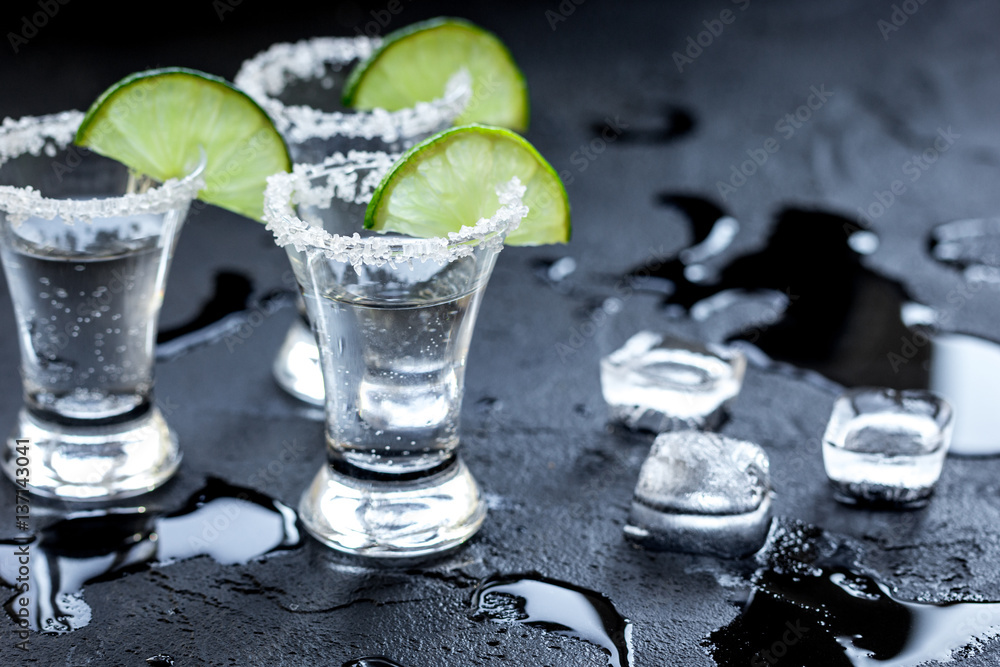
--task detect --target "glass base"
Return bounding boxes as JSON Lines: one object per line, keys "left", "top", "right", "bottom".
{"left": 273, "top": 317, "right": 324, "bottom": 406}
{"left": 2, "top": 406, "right": 181, "bottom": 501}
{"left": 829, "top": 480, "right": 933, "bottom": 509}
{"left": 298, "top": 457, "right": 486, "bottom": 558}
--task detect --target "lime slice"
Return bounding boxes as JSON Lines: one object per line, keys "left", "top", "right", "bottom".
{"left": 344, "top": 17, "right": 530, "bottom": 132}
{"left": 75, "top": 67, "right": 291, "bottom": 222}
{"left": 366, "top": 125, "right": 570, "bottom": 246}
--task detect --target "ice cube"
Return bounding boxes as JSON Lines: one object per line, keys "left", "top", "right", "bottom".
{"left": 822, "top": 388, "right": 952, "bottom": 508}
{"left": 624, "top": 431, "right": 773, "bottom": 558}
{"left": 930, "top": 217, "right": 1000, "bottom": 284}
{"left": 600, "top": 332, "right": 746, "bottom": 432}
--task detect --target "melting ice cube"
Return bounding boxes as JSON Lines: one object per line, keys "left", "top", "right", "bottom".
{"left": 624, "top": 431, "right": 773, "bottom": 558}
{"left": 600, "top": 332, "right": 746, "bottom": 432}
{"left": 822, "top": 387, "right": 952, "bottom": 508}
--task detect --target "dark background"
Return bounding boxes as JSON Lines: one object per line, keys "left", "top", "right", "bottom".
{"left": 2, "top": 0, "right": 1000, "bottom": 665}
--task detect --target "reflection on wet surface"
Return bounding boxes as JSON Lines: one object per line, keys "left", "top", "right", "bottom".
{"left": 631, "top": 201, "right": 928, "bottom": 389}
{"left": 341, "top": 658, "right": 407, "bottom": 667}
{"left": 155, "top": 271, "right": 296, "bottom": 361}
{"left": 708, "top": 522, "right": 1000, "bottom": 666}
{"left": 472, "top": 572, "right": 633, "bottom": 667}
{"left": 0, "top": 477, "right": 301, "bottom": 633}
{"left": 158, "top": 271, "right": 253, "bottom": 343}
{"left": 591, "top": 106, "right": 696, "bottom": 144}
{"left": 613, "top": 196, "right": 1000, "bottom": 454}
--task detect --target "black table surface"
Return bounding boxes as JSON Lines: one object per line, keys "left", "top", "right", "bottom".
{"left": 2, "top": 0, "right": 1000, "bottom": 665}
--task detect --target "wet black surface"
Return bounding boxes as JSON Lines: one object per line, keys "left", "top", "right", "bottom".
{"left": 0, "top": 478, "right": 300, "bottom": 633}
{"left": 709, "top": 520, "right": 1000, "bottom": 666}
{"left": 342, "top": 658, "right": 407, "bottom": 667}
{"left": 157, "top": 271, "right": 254, "bottom": 344}
{"left": 628, "top": 201, "right": 930, "bottom": 388}
{"left": 592, "top": 106, "right": 697, "bottom": 145}
{"left": 2, "top": 0, "right": 1000, "bottom": 665}
{"left": 472, "top": 572, "right": 633, "bottom": 667}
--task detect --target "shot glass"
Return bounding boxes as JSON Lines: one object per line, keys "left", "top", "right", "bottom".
{"left": 0, "top": 111, "right": 205, "bottom": 500}
{"left": 236, "top": 36, "right": 470, "bottom": 405}
{"left": 822, "top": 387, "right": 953, "bottom": 508}
{"left": 263, "top": 152, "right": 526, "bottom": 557}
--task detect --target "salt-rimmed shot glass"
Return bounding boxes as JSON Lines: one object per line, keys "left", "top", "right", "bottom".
{"left": 0, "top": 111, "right": 205, "bottom": 500}
{"left": 263, "top": 151, "right": 526, "bottom": 557}
{"left": 236, "top": 36, "right": 470, "bottom": 406}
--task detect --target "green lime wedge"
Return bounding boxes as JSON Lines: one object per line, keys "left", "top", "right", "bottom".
{"left": 344, "top": 17, "right": 530, "bottom": 132}
{"left": 75, "top": 67, "right": 291, "bottom": 222}
{"left": 366, "top": 125, "right": 570, "bottom": 246}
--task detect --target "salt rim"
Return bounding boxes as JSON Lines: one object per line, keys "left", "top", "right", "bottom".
{"left": 0, "top": 111, "right": 206, "bottom": 225}
{"left": 234, "top": 36, "right": 471, "bottom": 147}
{"left": 263, "top": 150, "right": 526, "bottom": 268}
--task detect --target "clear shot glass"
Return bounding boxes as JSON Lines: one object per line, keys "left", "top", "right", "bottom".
{"left": 0, "top": 111, "right": 205, "bottom": 500}
{"left": 263, "top": 151, "right": 526, "bottom": 557}
{"left": 236, "top": 36, "right": 469, "bottom": 406}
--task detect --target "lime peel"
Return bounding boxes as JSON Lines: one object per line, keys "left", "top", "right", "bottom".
{"left": 233, "top": 36, "right": 469, "bottom": 146}
{"left": 263, "top": 151, "right": 527, "bottom": 269}
{"left": 365, "top": 124, "right": 570, "bottom": 246}
{"left": 0, "top": 111, "right": 205, "bottom": 226}
{"left": 343, "top": 17, "right": 530, "bottom": 132}
{"left": 74, "top": 67, "right": 291, "bottom": 222}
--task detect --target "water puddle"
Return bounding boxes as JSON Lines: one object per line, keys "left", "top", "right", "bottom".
{"left": 629, "top": 202, "right": 926, "bottom": 389}
{"left": 0, "top": 477, "right": 301, "bottom": 633}
{"left": 158, "top": 271, "right": 253, "bottom": 343}
{"left": 156, "top": 270, "right": 295, "bottom": 361}
{"left": 146, "top": 655, "right": 175, "bottom": 666}
{"left": 707, "top": 521, "right": 1000, "bottom": 666}
{"left": 612, "top": 196, "right": 1000, "bottom": 453}
{"left": 472, "top": 572, "right": 633, "bottom": 667}
{"left": 342, "top": 659, "right": 407, "bottom": 667}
